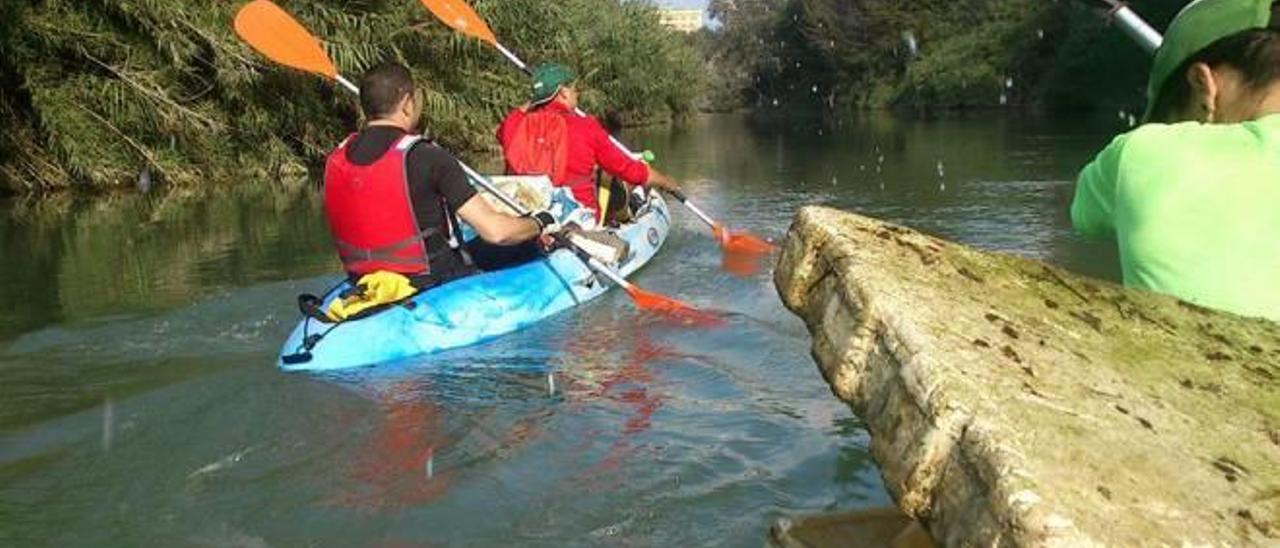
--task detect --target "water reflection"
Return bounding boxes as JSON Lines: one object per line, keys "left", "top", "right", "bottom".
{"left": 333, "top": 379, "right": 450, "bottom": 510}
{"left": 0, "top": 182, "right": 334, "bottom": 342}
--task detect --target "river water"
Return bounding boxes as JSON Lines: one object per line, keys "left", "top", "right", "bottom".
{"left": 0, "top": 112, "right": 1123, "bottom": 546}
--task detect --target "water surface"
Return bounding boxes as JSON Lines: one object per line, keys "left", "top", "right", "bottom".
{"left": 0, "top": 112, "right": 1123, "bottom": 546}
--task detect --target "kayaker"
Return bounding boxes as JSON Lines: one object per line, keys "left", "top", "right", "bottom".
{"left": 324, "top": 62, "right": 560, "bottom": 290}
{"left": 1071, "top": 0, "right": 1280, "bottom": 321}
{"left": 496, "top": 62, "right": 683, "bottom": 225}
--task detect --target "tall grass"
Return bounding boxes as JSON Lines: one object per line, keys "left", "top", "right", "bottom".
{"left": 0, "top": 0, "right": 703, "bottom": 193}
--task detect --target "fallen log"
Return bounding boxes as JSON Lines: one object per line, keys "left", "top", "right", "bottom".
{"left": 774, "top": 206, "right": 1279, "bottom": 546}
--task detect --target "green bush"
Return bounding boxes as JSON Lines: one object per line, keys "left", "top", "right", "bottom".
{"left": 0, "top": 0, "right": 703, "bottom": 193}
{"left": 702, "top": 0, "right": 1189, "bottom": 114}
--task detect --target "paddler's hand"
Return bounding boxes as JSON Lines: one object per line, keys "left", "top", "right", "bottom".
{"left": 646, "top": 168, "right": 682, "bottom": 195}
{"left": 529, "top": 210, "right": 561, "bottom": 237}
{"left": 537, "top": 221, "right": 580, "bottom": 250}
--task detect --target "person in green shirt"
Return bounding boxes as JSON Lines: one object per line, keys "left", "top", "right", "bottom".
{"left": 1072, "top": 0, "right": 1280, "bottom": 321}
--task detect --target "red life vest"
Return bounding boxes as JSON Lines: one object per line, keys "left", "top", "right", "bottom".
{"left": 504, "top": 108, "right": 595, "bottom": 189}
{"left": 323, "top": 134, "right": 455, "bottom": 276}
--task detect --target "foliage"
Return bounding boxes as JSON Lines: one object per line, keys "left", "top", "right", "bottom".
{"left": 702, "top": 0, "right": 1189, "bottom": 113}
{"left": 0, "top": 0, "right": 703, "bottom": 193}
{"left": 1033, "top": 1, "right": 1185, "bottom": 112}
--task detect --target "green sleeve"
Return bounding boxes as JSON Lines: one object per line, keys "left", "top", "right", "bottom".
{"left": 1071, "top": 133, "right": 1130, "bottom": 238}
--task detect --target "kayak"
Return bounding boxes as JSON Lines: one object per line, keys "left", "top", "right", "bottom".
{"left": 276, "top": 181, "right": 670, "bottom": 372}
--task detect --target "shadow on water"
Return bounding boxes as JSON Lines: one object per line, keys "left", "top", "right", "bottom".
{"left": 0, "top": 111, "right": 1127, "bottom": 546}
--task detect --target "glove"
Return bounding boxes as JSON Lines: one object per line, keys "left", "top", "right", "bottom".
{"left": 529, "top": 210, "right": 561, "bottom": 236}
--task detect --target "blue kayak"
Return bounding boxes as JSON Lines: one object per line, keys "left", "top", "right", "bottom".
{"left": 276, "top": 192, "right": 671, "bottom": 371}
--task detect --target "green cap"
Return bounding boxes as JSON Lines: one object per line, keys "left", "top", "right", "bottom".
{"left": 1145, "top": 0, "right": 1273, "bottom": 121}
{"left": 530, "top": 62, "right": 575, "bottom": 105}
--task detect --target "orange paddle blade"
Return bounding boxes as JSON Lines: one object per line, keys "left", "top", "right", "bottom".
{"left": 721, "top": 251, "right": 767, "bottom": 278}
{"left": 234, "top": 0, "right": 337, "bottom": 79}
{"left": 417, "top": 0, "right": 498, "bottom": 45}
{"left": 713, "top": 224, "right": 776, "bottom": 255}
{"left": 624, "top": 286, "right": 724, "bottom": 327}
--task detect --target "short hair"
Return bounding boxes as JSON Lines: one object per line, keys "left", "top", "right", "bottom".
{"left": 1149, "top": 4, "right": 1280, "bottom": 123}
{"left": 358, "top": 63, "right": 415, "bottom": 119}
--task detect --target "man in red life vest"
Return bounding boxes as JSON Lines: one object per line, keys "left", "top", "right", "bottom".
{"left": 496, "top": 63, "right": 682, "bottom": 225}
{"left": 324, "top": 63, "right": 560, "bottom": 290}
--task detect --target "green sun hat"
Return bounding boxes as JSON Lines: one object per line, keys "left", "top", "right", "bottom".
{"left": 530, "top": 62, "right": 576, "bottom": 105}
{"left": 1145, "top": 0, "right": 1274, "bottom": 121}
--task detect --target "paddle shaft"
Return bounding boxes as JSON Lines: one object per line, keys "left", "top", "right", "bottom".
{"left": 335, "top": 75, "right": 359, "bottom": 94}
{"left": 1114, "top": 5, "right": 1163, "bottom": 53}
{"left": 666, "top": 189, "right": 715, "bottom": 227}
{"left": 452, "top": 161, "right": 637, "bottom": 290}
{"left": 496, "top": 42, "right": 528, "bottom": 73}
{"left": 1076, "top": 0, "right": 1162, "bottom": 53}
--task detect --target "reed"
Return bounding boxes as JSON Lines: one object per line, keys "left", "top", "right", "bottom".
{"left": 0, "top": 0, "right": 703, "bottom": 193}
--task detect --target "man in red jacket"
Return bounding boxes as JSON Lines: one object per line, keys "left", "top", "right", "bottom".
{"left": 496, "top": 63, "right": 682, "bottom": 225}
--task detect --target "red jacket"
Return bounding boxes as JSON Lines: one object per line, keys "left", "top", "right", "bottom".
{"left": 497, "top": 101, "right": 649, "bottom": 214}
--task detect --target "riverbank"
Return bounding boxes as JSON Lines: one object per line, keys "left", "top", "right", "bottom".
{"left": 0, "top": 0, "right": 701, "bottom": 195}
{"left": 775, "top": 206, "right": 1280, "bottom": 545}
{"left": 8, "top": 0, "right": 1189, "bottom": 195}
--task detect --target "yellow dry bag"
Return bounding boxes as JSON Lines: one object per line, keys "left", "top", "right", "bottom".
{"left": 325, "top": 271, "right": 417, "bottom": 322}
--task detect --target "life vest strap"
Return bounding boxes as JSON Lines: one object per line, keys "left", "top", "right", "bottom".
{"left": 335, "top": 227, "right": 440, "bottom": 266}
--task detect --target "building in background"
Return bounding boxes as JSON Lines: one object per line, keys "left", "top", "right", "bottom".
{"left": 658, "top": 9, "right": 704, "bottom": 33}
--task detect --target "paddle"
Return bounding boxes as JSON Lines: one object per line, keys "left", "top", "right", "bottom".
{"left": 416, "top": 0, "right": 776, "bottom": 259}
{"left": 232, "top": 0, "right": 716, "bottom": 323}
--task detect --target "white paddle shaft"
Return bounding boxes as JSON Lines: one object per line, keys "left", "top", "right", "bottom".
{"left": 681, "top": 199, "right": 716, "bottom": 228}
{"left": 1113, "top": 5, "right": 1163, "bottom": 54}
{"left": 495, "top": 42, "right": 528, "bottom": 72}
{"left": 335, "top": 74, "right": 359, "bottom": 94}
{"left": 453, "top": 160, "right": 637, "bottom": 291}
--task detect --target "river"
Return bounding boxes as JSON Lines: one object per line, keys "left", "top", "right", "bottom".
{"left": 0, "top": 111, "right": 1123, "bottom": 546}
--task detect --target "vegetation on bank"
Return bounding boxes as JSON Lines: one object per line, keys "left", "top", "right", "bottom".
{"left": 699, "top": 0, "right": 1188, "bottom": 113}
{"left": 0, "top": 0, "right": 702, "bottom": 194}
